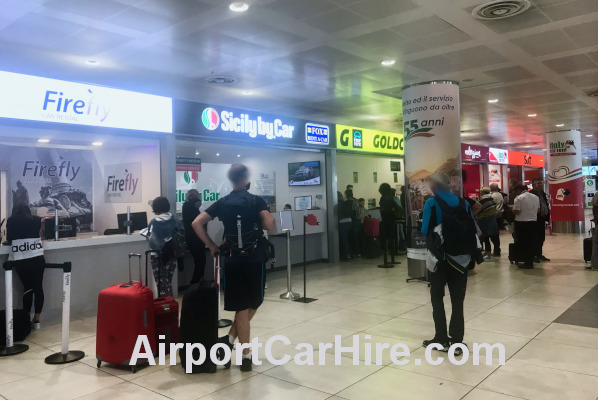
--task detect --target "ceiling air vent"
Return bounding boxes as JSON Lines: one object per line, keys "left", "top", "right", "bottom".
{"left": 472, "top": 0, "right": 531, "bottom": 20}
{"left": 202, "top": 75, "right": 237, "bottom": 85}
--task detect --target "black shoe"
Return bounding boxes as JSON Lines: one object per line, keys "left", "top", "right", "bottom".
{"left": 240, "top": 357, "right": 252, "bottom": 372}
{"left": 493, "top": 252, "right": 501, "bottom": 257}
{"left": 539, "top": 255, "right": 551, "bottom": 262}
{"left": 518, "top": 264, "right": 534, "bottom": 269}
{"left": 443, "top": 342, "right": 467, "bottom": 356}
{"left": 533, "top": 257, "right": 541, "bottom": 263}
{"left": 423, "top": 337, "right": 448, "bottom": 350}
{"left": 217, "top": 336, "right": 234, "bottom": 369}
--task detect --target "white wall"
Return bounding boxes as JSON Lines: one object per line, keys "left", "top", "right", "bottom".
{"left": 336, "top": 153, "right": 405, "bottom": 204}
{"left": 92, "top": 142, "right": 161, "bottom": 234}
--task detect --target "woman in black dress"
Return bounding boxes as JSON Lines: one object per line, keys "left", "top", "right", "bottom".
{"left": 6, "top": 204, "right": 45, "bottom": 329}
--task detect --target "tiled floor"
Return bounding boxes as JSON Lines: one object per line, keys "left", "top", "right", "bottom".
{"left": 2, "top": 230, "right": 598, "bottom": 400}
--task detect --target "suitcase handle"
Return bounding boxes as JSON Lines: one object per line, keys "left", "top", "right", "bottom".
{"left": 146, "top": 249, "right": 161, "bottom": 295}
{"left": 124, "top": 253, "right": 142, "bottom": 287}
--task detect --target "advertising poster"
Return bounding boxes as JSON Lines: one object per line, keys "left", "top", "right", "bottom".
{"left": 488, "top": 164, "right": 502, "bottom": 189}
{"left": 176, "top": 163, "right": 232, "bottom": 211}
{"left": 461, "top": 143, "right": 489, "bottom": 163}
{"left": 10, "top": 146, "right": 93, "bottom": 231}
{"left": 489, "top": 147, "right": 509, "bottom": 164}
{"left": 402, "top": 81, "right": 461, "bottom": 249}
{"left": 509, "top": 151, "right": 544, "bottom": 168}
{"left": 176, "top": 157, "right": 202, "bottom": 172}
{"left": 104, "top": 162, "right": 142, "bottom": 203}
{"left": 288, "top": 161, "right": 321, "bottom": 186}
{"left": 256, "top": 171, "right": 276, "bottom": 209}
{"left": 547, "top": 130, "right": 584, "bottom": 222}
{"left": 584, "top": 176, "right": 595, "bottom": 208}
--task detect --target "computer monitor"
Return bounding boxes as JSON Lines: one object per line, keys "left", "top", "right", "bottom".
{"left": 117, "top": 212, "right": 148, "bottom": 232}
{"left": 44, "top": 217, "right": 77, "bottom": 240}
{"left": 294, "top": 195, "right": 312, "bottom": 211}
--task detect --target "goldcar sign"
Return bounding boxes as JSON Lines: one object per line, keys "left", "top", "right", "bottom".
{"left": 336, "top": 124, "right": 404, "bottom": 156}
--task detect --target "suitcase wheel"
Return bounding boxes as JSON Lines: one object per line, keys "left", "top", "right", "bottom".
{"left": 131, "top": 366, "right": 138, "bottom": 373}
{"left": 97, "top": 360, "right": 101, "bottom": 368}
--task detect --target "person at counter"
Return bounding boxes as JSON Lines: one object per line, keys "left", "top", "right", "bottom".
{"left": 6, "top": 204, "right": 45, "bottom": 329}
{"left": 192, "top": 164, "right": 275, "bottom": 372}
{"left": 379, "top": 183, "right": 399, "bottom": 255}
{"left": 145, "top": 196, "right": 180, "bottom": 297}
{"left": 530, "top": 177, "right": 550, "bottom": 263}
{"left": 337, "top": 191, "right": 352, "bottom": 260}
{"left": 182, "top": 189, "right": 206, "bottom": 284}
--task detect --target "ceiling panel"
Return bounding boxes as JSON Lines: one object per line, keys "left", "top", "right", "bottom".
{"left": 483, "top": 66, "right": 536, "bottom": 82}
{"left": 473, "top": 8, "right": 552, "bottom": 34}
{"left": 510, "top": 29, "right": 578, "bottom": 57}
{"left": 563, "top": 20, "right": 598, "bottom": 48}
{"left": 105, "top": 6, "right": 175, "bottom": 33}
{"left": 344, "top": 0, "right": 419, "bottom": 20}
{"left": 44, "top": 0, "right": 128, "bottom": 19}
{"left": 543, "top": 54, "right": 598, "bottom": 74}
{"left": 0, "top": 12, "right": 84, "bottom": 48}
{"left": 303, "top": 8, "right": 367, "bottom": 33}
{"left": 537, "top": 0, "right": 598, "bottom": 21}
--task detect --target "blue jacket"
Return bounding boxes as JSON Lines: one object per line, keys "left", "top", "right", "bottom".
{"left": 421, "top": 189, "right": 472, "bottom": 236}
{"left": 147, "top": 213, "right": 180, "bottom": 251}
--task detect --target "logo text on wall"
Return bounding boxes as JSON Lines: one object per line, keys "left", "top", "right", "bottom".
{"left": 201, "top": 107, "right": 295, "bottom": 140}
{"left": 337, "top": 125, "right": 404, "bottom": 155}
{"left": 305, "top": 123, "right": 329, "bottom": 145}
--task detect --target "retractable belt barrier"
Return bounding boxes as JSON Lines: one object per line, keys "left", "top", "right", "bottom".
{"left": 214, "top": 256, "right": 232, "bottom": 328}
{"left": 43, "top": 262, "right": 85, "bottom": 364}
{"left": 0, "top": 261, "right": 29, "bottom": 356}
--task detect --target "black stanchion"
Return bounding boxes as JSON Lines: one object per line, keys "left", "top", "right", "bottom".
{"left": 214, "top": 256, "right": 232, "bottom": 328}
{"left": 295, "top": 215, "right": 318, "bottom": 303}
{"left": 378, "top": 221, "right": 400, "bottom": 269}
{"left": 44, "top": 262, "right": 85, "bottom": 364}
{"left": 0, "top": 261, "right": 29, "bottom": 357}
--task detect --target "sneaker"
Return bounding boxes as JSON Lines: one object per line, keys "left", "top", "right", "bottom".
{"left": 539, "top": 255, "right": 551, "bottom": 262}
{"left": 423, "top": 337, "right": 448, "bottom": 350}
{"left": 493, "top": 252, "right": 501, "bottom": 257}
{"left": 31, "top": 322, "right": 40, "bottom": 330}
{"left": 217, "top": 336, "right": 234, "bottom": 369}
{"left": 240, "top": 357, "right": 252, "bottom": 372}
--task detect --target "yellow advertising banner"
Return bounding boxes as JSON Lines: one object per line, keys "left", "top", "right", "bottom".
{"left": 335, "top": 124, "right": 404, "bottom": 155}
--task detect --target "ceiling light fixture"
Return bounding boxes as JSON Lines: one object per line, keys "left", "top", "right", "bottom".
{"left": 216, "top": 153, "right": 220, "bottom": 157}
{"left": 92, "top": 141, "right": 103, "bottom": 146}
{"left": 586, "top": 134, "right": 593, "bottom": 138}
{"left": 195, "top": 151, "right": 199, "bottom": 155}
{"left": 488, "top": 99, "right": 499, "bottom": 103}
{"left": 229, "top": 2, "right": 249, "bottom": 12}
{"left": 37, "top": 138, "right": 50, "bottom": 143}
{"left": 527, "top": 114, "right": 537, "bottom": 117}
{"left": 237, "top": 154, "right": 241, "bottom": 158}
{"left": 242, "top": 90, "right": 253, "bottom": 95}
{"left": 556, "top": 124, "right": 564, "bottom": 127}
{"left": 369, "top": 116, "right": 379, "bottom": 120}
{"left": 86, "top": 60, "right": 99, "bottom": 66}
{"left": 381, "top": 59, "right": 396, "bottom": 66}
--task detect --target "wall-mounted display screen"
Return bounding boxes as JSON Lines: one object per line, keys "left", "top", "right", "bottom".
{"left": 294, "top": 195, "right": 313, "bottom": 211}
{"left": 288, "top": 161, "right": 321, "bottom": 186}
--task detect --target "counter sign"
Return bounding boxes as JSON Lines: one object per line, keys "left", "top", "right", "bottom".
{"left": 305, "top": 123, "right": 329, "bottom": 145}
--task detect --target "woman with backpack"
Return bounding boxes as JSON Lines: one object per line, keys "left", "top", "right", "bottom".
{"left": 143, "top": 196, "right": 180, "bottom": 297}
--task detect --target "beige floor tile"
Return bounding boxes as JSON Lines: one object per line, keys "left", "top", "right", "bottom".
{"left": 522, "top": 283, "right": 591, "bottom": 298}
{"left": 313, "top": 292, "right": 371, "bottom": 308}
{"left": 376, "top": 288, "right": 431, "bottom": 305}
{"left": 344, "top": 298, "right": 421, "bottom": 317}
{"left": 330, "top": 283, "right": 396, "bottom": 298}
{"left": 266, "top": 321, "right": 358, "bottom": 348}
{"left": 480, "top": 360, "right": 598, "bottom": 400}
{"left": 200, "top": 374, "right": 330, "bottom": 400}
{"left": 326, "top": 333, "right": 422, "bottom": 365}
{"left": 486, "top": 301, "right": 566, "bottom": 322}
{"left": 0, "top": 363, "right": 123, "bottom": 400}
{"left": 0, "top": 348, "right": 71, "bottom": 385}
{"left": 461, "top": 388, "right": 524, "bottom": 400}
{"left": 337, "top": 367, "right": 472, "bottom": 400}
{"left": 310, "top": 309, "right": 392, "bottom": 331}
{"left": 365, "top": 317, "right": 435, "bottom": 343}
{"left": 512, "top": 339, "right": 598, "bottom": 376}
{"left": 26, "top": 318, "right": 96, "bottom": 348}
{"left": 464, "top": 328, "right": 531, "bottom": 360}
{"left": 389, "top": 347, "right": 501, "bottom": 387}
{"left": 263, "top": 351, "right": 382, "bottom": 394}
{"left": 75, "top": 382, "right": 171, "bottom": 399}
{"left": 466, "top": 313, "right": 550, "bottom": 338}
{"left": 505, "top": 291, "right": 579, "bottom": 308}
{"left": 535, "top": 323, "right": 598, "bottom": 349}
{"left": 130, "top": 365, "right": 255, "bottom": 400}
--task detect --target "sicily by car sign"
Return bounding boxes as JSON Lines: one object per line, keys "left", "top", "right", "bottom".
{"left": 336, "top": 124, "right": 404, "bottom": 156}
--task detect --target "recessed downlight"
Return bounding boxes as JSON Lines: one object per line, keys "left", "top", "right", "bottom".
{"left": 92, "top": 141, "right": 103, "bottom": 146}
{"left": 216, "top": 153, "right": 220, "bottom": 157}
{"left": 229, "top": 2, "right": 249, "bottom": 12}
{"left": 488, "top": 99, "right": 499, "bottom": 103}
{"left": 37, "top": 138, "right": 50, "bottom": 143}
{"left": 237, "top": 154, "right": 241, "bottom": 158}
{"left": 527, "top": 113, "right": 537, "bottom": 117}
{"left": 556, "top": 124, "right": 564, "bottom": 127}
{"left": 242, "top": 90, "right": 253, "bottom": 95}
{"left": 381, "top": 59, "right": 396, "bottom": 66}
{"left": 86, "top": 60, "right": 99, "bottom": 65}
{"left": 195, "top": 151, "right": 200, "bottom": 155}
{"left": 586, "top": 134, "right": 593, "bottom": 137}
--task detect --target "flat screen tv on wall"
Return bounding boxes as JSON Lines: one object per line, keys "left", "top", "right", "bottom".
{"left": 288, "top": 161, "right": 321, "bottom": 186}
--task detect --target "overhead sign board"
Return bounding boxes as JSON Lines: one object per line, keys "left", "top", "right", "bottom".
{"left": 176, "top": 157, "right": 202, "bottom": 172}
{"left": 335, "top": 124, "right": 404, "bottom": 155}
{"left": 509, "top": 150, "right": 544, "bottom": 168}
{"left": 0, "top": 71, "right": 172, "bottom": 133}
{"left": 489, "top": 147, "right": 509, "bottom": 164}
{"left": 461, "top": 143, "right": 489, "bottom": 163}
{"left": 174, "top": 100, "right": 333, "bottom": 149}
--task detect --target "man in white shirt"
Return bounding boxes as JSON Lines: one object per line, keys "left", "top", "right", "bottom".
{"left": 512, "top": 184, "right": 539, "bottom": 269}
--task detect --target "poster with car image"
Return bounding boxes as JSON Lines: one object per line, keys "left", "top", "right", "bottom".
{"left": 288, "top": 161, "right": 321, "bottom": 186}
{"left": 9, "top": 146, "right": 93, "bottom": 232}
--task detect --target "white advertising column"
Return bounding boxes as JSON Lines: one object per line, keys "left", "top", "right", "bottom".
{"left": 401, "top": 81, "right": 461, "bottom": 279}
{"left": 547, "top": 130, "right": 584, "bottom": 233}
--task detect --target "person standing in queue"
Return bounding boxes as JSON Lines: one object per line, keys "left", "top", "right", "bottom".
{"left": 7, "top": 204, "right": 45, "bottom": 329}
{"left": 421, "top": 173, "right": 478, "bottom": 355}
{"left": 379, "top": 183, "right": 399, "bottom": 256}
{"left": 530, "top": 177, "right": 551, "bottom": 263}
{"left": 192, "top": 164, "right": 275, "bottom": 372}
{"left": 511, "top": 184, "right": 539, "bottom": 269}
{"left": 182, "top": 189, "right": 206, "bottom": 284}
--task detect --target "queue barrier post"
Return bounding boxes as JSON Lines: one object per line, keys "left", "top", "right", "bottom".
{"left": 214, "top": 256, "right": 232, "bottom": 328}
{"left": 295, "top": 214, "right": 318, "bottom": 304}
{"left": 0, "top": 261, "right": 29, "bottom": 357}
{"left": 378, "top": 220, "right": 401, "bottom": 269}
{"left": 44, "top": 262, "right": 85, "bottom": 364}
{"left": 279, "top": 230, "right": 300, "bottom": 300}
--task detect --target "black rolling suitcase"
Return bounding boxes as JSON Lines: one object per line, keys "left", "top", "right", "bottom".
{"left": 363, "top": 236, "right": 382, "bottom": 259}
{"left": 179, "top": 280, "right": 218, "bottom": 373}
{"left": 508, "top": 243, "right": 525, "bottom": 264}
{"left": 584, "top": 220, "right": 594, "bottom": 263}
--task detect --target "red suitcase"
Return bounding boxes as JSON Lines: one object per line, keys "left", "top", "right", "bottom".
{"left": 146, "top": 250, "right": 179, "bottom": 353}
{"left": 96, "top": 253, "right": 155, "bottom": 372}
{"left": 364, "top": 216, "right": 380, "bottom": 237}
